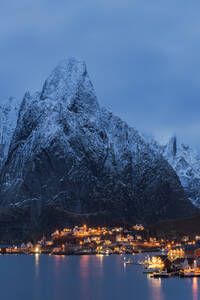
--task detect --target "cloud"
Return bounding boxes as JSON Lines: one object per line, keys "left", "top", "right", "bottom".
{"left": 1, "top": 0, "right": 200, "bottom": 150}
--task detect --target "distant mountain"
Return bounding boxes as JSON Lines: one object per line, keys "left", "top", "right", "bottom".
{"left": 0, "top": 58, "right": 196, "bottom": 240}
{"left": 161, "top": 136, "right": 200, "bottom": 208}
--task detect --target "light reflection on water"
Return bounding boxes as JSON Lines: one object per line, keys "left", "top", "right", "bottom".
{"left": 80, "top": 255, "right": 90, "bottom": 279}
{"left": 35, "top": 254, "right": 39, "bottom": 267}
{"left": 80, "top": 255, "right": 90, "bottom": 300}
{"left": 34, "top": 253, "right": 40, "bottom": 282}
{"left": 147, "top": 276, "right": 163, "bottom": 300}
{"left": 96, "top": 254, "right": 104, "bottom": 265}
{"left": 4, "top": 253, "right": 198, "bottom": 300}
{"left": 79, "top": 255, "right": 105, "bottom": 300}
{"left": 193, "top": 278, "right": 198, "bottom": 300}
{"left": 95, "top": 254, "right": 104, "bottom": 276}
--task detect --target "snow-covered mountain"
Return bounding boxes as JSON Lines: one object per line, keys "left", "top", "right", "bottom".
{"left": 161, "top": 136, "right": 200, "bottom": 208}
{"left": 0, "top": 97, "right": 20, "bottom": 169}
{"left": 0, "top": 58, "right": 196, "bottom": 239}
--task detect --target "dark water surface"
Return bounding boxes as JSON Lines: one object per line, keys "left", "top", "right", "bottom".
{"left": 0, "top": 253, "right": 199, "bottom": 300}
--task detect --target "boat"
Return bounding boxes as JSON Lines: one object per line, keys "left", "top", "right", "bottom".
{"left": 98, "top": 249, "right": 112, "bottom": 255}
{"left": 152, "top": 269, "right": 172, "bottom": 278}
{"left": 123, "top": 257, "right": 137, "bottom": 264}
{"left": 51, "top": 251, "right": 66, "bottom": 255}
{"left": 179, "top": 270, "right": 200, "bottom": 277}
{"left": 124, "top": 259, "right": 133, "bottom": 264}
{"left": 143, "top": 268, "right": 160, "bottom": 274}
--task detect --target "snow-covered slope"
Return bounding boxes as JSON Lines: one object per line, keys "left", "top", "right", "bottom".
{"left": 162, "top": 136, "right": 200, "bottom": 208}
{"left": 0, "top": 97, "right": 20, "bottom": 169}
{"left": 0, "top": 58, "right": 196, "bottom": 238}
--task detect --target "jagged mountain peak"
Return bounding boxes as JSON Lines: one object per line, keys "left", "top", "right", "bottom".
{"left": 40, "top": 57, "right": 99, "bottom": 113}
{"left": 165, "top": 135, "right": 177, "bottom": 159}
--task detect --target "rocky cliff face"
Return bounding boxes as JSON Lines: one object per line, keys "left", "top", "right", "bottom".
{"left": 162, "top": 136, "right": 200, "bottom": 208}
{"left": 0, "top": 58, "right": 196, "bottom": 239}
{"left": 0, "top": 97, "right": 20, "bottom": 169}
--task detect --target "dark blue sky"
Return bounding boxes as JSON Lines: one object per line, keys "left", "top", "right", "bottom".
{"left": 1, "top": 0, "right": 200, "bottom": 150}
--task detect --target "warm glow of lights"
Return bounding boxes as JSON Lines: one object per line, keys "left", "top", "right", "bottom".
{"left": 145, "top": 256, "right": 165, "bottom": 270}
{"left": 35, "top": 247, "right": 39, "bottom": 253}
{"left": 133, "top": 224, "right": 144, "bottom": 231}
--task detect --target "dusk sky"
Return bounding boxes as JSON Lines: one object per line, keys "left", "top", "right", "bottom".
{"left": 1, "top": 0, "right": 200, "bottom": 150}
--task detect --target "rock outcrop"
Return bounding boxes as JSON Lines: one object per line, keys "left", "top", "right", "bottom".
{"left": 162, "top": 136, "right": 200, "bottom": 208}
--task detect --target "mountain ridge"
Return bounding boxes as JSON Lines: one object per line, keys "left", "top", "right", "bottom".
{"left": 0, "top": 58, "right": 197, "bottom": 239}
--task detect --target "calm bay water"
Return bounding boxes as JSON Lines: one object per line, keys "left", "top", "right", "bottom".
{"left": 0, "top": 253, "right": 199, "bottom": 300}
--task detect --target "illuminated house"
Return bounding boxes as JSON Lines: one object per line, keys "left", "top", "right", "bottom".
{"left": 195, "top": 235, "right": 200, "bottom": 241}
{"left": 168, "top": 246, "right": 184, "bottom": 259}
{"left": 147, "top": 255, "right": 171, "bottom": 271}
{"left": 26, "top": 242, "right": 33, "bottom": 248}
{"left": 133, "top": 224, "right": 144, "bottom": 231}
{"left": 182, "top": 236, "right": 189, "bottom": 242}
